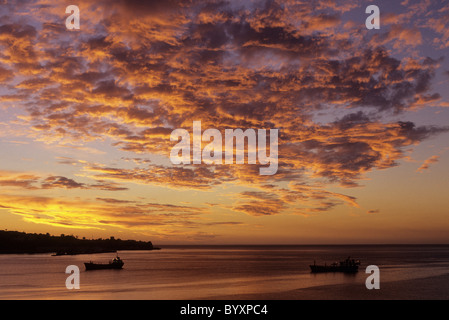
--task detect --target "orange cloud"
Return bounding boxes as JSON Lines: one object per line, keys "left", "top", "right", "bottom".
{"left": 417, "top": 155, "right": 440, "bottom": 172}
{"left": 0, "top": 193, "right": 243, "bottom": 238}
{"left": 1, "top": 0, "right": 448, "bottom": 231}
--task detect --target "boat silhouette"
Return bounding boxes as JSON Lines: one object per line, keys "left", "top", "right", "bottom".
{"left": 310, "top": 257, "right": 360, "bottom": 273}
{"left": 84, "top": 256, "right": 124, "bottom": 270}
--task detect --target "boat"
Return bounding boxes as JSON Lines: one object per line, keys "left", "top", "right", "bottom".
{"left": 310, "top": 257, "right": 360, "bottom": 273}
{"left": 84, "top": 256, "right": 124, "bottom": 270}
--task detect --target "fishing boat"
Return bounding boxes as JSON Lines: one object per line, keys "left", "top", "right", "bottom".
{"left": 84, "top": 256, "right": 124, "bottom": 270}
{"left": 310, "top": 257, "right": 360, "bottom": 273}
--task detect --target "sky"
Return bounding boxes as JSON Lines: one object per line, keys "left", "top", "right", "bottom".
{"left": 0, "top": 0, "right": 449, "bottom": 244}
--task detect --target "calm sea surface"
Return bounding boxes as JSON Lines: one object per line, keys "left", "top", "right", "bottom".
{"left": 1, "top": 245, "right": 448, "bottom": 299}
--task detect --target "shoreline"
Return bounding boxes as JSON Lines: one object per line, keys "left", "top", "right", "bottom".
{"left": 0, "top": 230, "right": 157, "bottom": 255}
{"left": 207, "top": 273, "right": 449, "bottom": 300}
{"left": 0, "top": 248, "right": 161, "bottom": 255}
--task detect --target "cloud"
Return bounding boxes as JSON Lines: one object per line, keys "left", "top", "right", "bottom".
{"left": 230, "top": 183, "right": 360, "bottom": 217}
{"left": 96, "top": 197, "right": 136, "bottom": 204}
{"left": 232, "top": 191, "right": 286, "bottom": 216}
{"left": 0, "top": 193, "right": 240, "bottom": 235}
{"left": 41, "top": 176, "right": 86, "bottom": 189}
{"left": 0, "top": 0, "right": 448, "bottom": 229}
{"left": 0, "top": 170, "right": 128, "bottom": 191}
{"left": 0, "top": 171, "right": 40, "bottom": 190}
{"left": 417, "top": 155, "right": 440, "bottom": 172}
{"left": 0, "top": 65, "right": 13, "bottom": 82}
{"left": 83, "top": 163, "right": 238, "bottom": 190}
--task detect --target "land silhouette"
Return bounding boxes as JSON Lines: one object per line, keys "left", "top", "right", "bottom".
{"left": 0, "top": 230, "right": 158, "bottom": 254}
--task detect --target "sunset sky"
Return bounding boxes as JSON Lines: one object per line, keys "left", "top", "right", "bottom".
{"left": 1, "top": 0, "right": 449, "bottom": 244}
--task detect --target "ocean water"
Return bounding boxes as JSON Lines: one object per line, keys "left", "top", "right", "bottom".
{"left": 0, "top": 245, "right": 448, "bottom": 300}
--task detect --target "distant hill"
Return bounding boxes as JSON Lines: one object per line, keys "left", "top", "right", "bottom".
{"left": 0, "top": 230, "right": 158, "bottom": 254}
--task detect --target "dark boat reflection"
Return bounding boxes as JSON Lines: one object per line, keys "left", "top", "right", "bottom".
{"left": 310, "top": 257, "right": 360, "bottom": 273}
